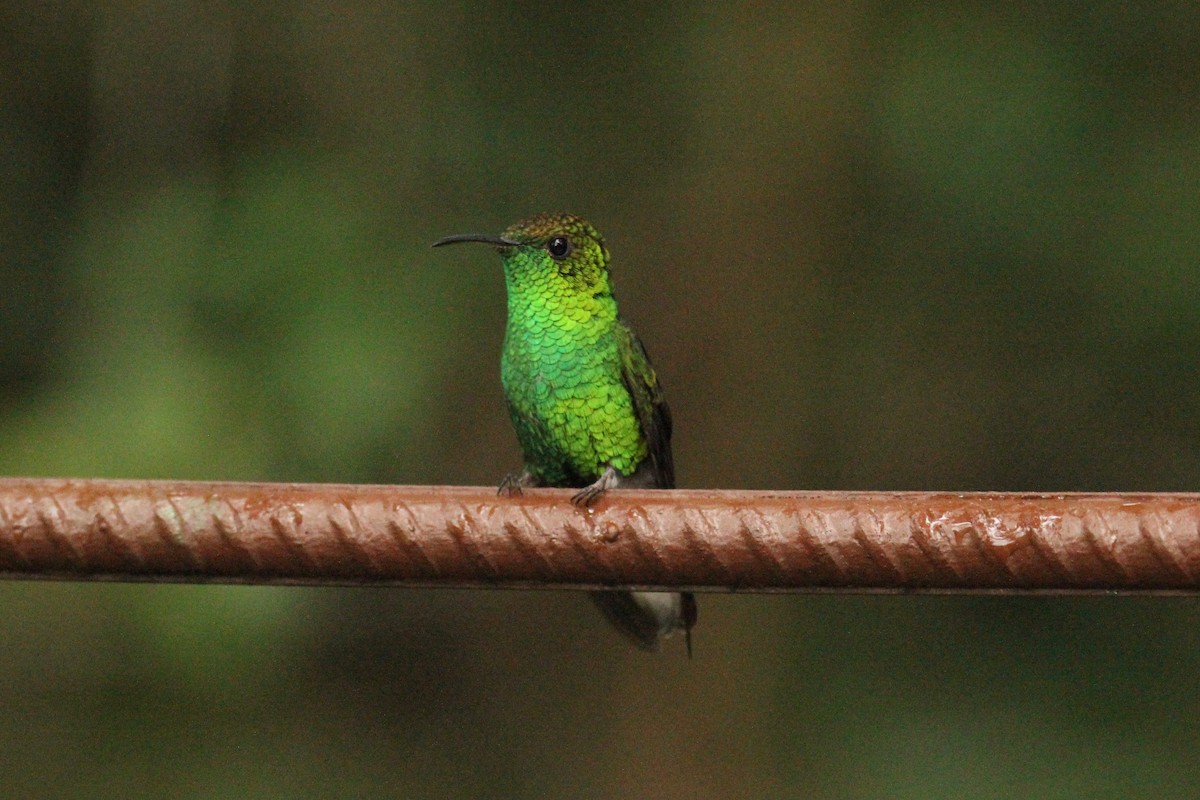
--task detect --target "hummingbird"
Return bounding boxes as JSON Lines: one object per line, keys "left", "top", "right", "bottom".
{"left": 433, "top": 213, "right": 697, "bottom": 654}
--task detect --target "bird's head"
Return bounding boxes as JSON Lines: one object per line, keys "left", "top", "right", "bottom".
{"left": 433, "top": 212, "right": 614, "bottom": 300}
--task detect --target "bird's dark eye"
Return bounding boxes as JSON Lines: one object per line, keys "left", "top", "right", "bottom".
{"left": 546, "top": 236, "right": 571, "bottom": 259}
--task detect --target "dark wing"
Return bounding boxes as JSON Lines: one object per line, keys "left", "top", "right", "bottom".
{"left": 616, "top": 320, "right": 674, "bottom": 489}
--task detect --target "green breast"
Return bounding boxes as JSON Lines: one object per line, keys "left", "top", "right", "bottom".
{"left": 501, "top": 324, "right": 648, "bottom": 486}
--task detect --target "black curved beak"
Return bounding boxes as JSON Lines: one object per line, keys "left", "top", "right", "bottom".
{"left": 431, "top": 234, "right": 521, "bottom": 248}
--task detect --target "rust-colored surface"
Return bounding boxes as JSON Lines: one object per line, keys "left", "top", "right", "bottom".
{"left": 0, "top": 479, "right": 1199, "bottom": 592}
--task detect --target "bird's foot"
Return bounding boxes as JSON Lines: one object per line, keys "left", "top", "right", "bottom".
{"left": 498, "top": 469, "right": 536, "bottom": 497}
{"left": 571, "top": 465, "right": 621, "bottom": 507}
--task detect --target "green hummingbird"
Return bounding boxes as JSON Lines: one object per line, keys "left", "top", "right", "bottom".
{"left": 433, "top": 212, "right": 697, "bottom": 654}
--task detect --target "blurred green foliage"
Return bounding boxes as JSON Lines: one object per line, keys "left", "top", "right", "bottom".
{"left": 3, "top": 1, "right": 1200, "bottom": 797}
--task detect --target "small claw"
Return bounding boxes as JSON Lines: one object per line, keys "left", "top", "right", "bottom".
{"left": 571, "top": 485, "right": 603, "bottom": 507}
{"left": 571, "top": 466, "right": 620, "bottom": 507}
{"left": 498, "top": 470, "right": 534, "bottom": 497}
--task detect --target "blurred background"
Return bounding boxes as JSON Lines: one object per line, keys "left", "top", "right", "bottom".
{"left": 2, "top": 1, "right": 1200, "bottom": 797}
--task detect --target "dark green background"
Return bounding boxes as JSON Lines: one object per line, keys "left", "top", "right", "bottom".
{"left": 3, "top": 2, "right": 1199, "bottom": 797}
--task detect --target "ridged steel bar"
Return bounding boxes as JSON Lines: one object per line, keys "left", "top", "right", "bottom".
{"left": 0, "top": 478, "right": 1199, "bottom": 593}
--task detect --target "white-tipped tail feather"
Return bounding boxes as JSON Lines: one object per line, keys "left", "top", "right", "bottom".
{"left": 590, "top": 590, "right": 697, "bottom": 656}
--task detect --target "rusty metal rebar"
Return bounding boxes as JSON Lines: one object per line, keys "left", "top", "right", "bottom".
{"left": 1, "top": 478, "right": 1199, "bottom": 593}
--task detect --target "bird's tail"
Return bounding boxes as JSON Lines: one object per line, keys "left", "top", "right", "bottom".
{"left": 590, "top": 590, "right": 698, "bottom": 656}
